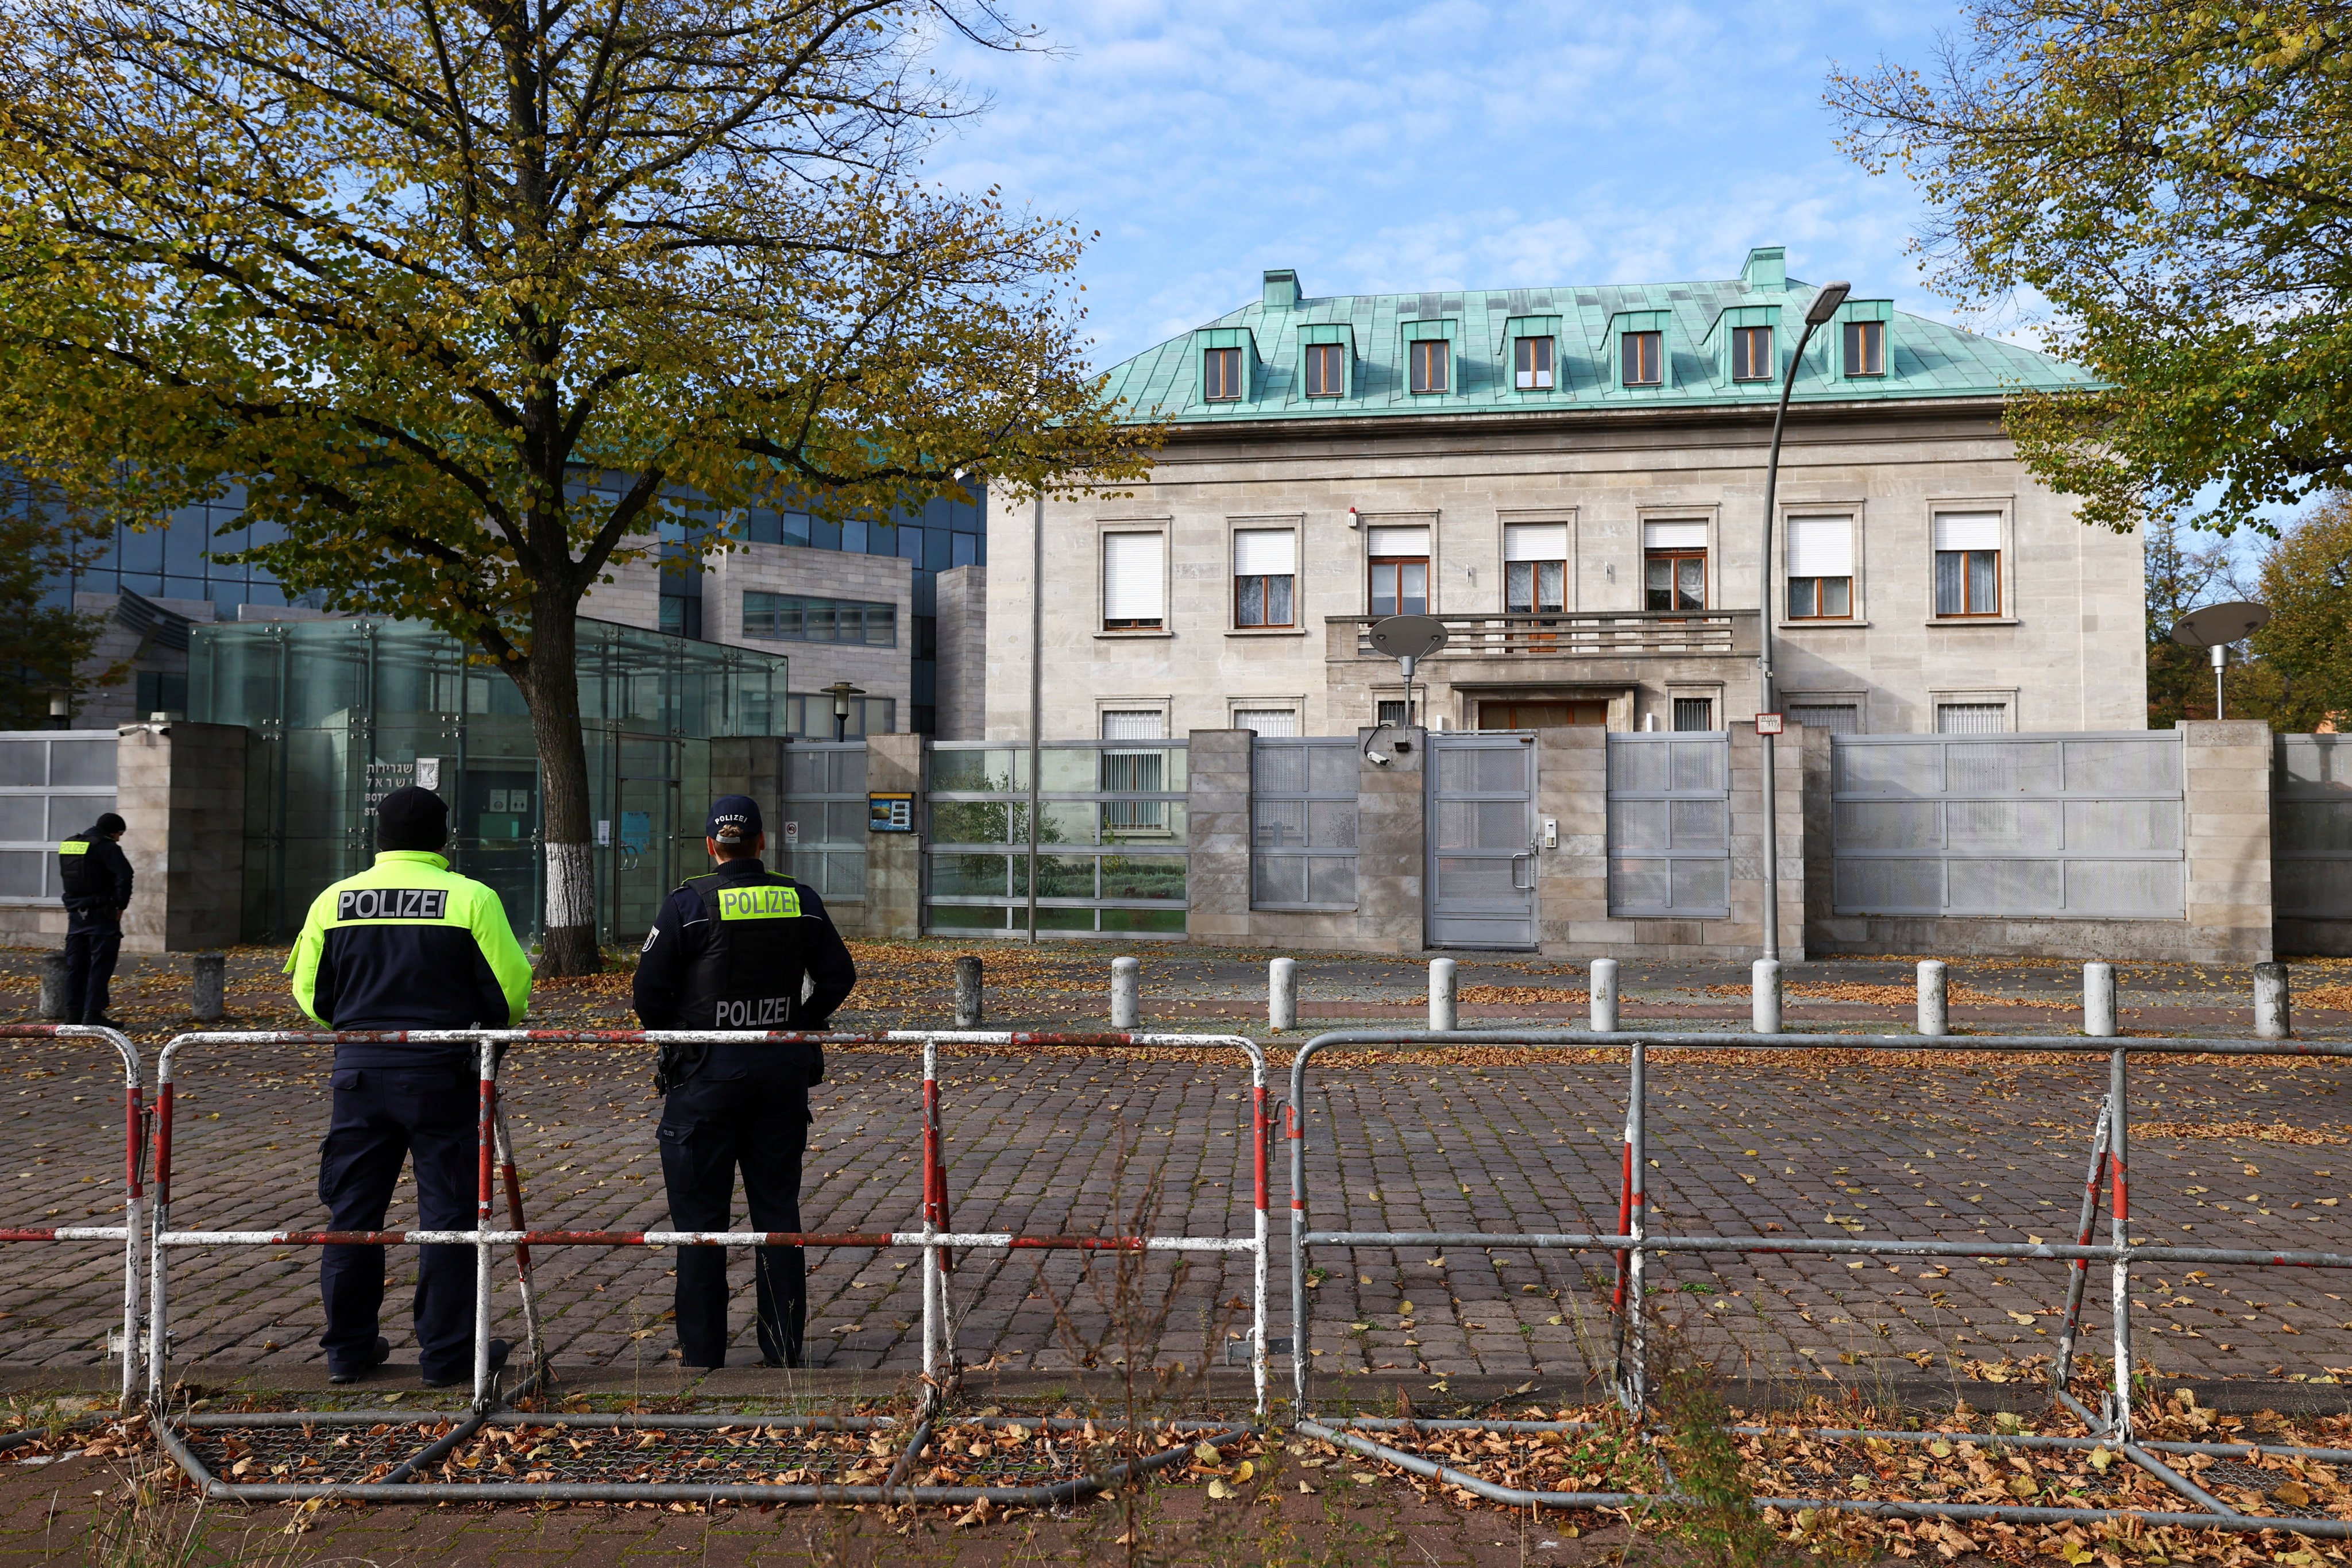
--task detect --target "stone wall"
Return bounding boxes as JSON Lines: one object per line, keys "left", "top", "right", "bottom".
{"left": 116, "top": 721, "right": 248, "bottom": 953}
{"left": 862, "top": 733, "right": 924, "bottom": 940}
{"left": 933, "top": 565, "right": 988, "bottom": 740}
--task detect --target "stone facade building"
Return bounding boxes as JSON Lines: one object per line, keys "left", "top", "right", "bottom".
{"left": 985, "top": 248, "right": 2143, "bottom": 742}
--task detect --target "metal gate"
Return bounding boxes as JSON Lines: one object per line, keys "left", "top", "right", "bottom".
{"left": 2276, "top": 733, "right": 2352, "bottom": 920}
{"left": 1425, "top": 731, "right": 1538, "bottom": 949}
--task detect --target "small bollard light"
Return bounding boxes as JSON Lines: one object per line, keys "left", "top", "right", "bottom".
{"left": 1590, "top": 958, "right": 1619, "bottom": 1033}
{"left": 1269, "top": 957, "right": 1297, "bottom": 1032}
{"left": 1428, "top": 957, "right": 1458, "bottom": 1033}
{"left": 38, "top": 950, "right": 68, "bottom": 1022}
{"left": 953, "top": 955, "right": 983, "bottom": 1028}
{"left": 2083, "top": 961, "right": 2117, "bottom": 1038}
{"left": 192, "top": 952, "right": 226, "bottom": 1024}
{"left": 1751, "top": 958, "right": 1782, "bottom": 1035}
{"left": 2254, "top": 961, "right": 2291, "bottom": 1040}
{"left": 1917, "top": 960, "right": 1949, "bottom": 1037}
{"left": 1110, "top": 955, "right": 1140, "bottom": 1030}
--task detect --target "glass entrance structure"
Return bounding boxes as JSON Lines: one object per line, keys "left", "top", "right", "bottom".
{"left": 189, "top": 616, "right": 786, "bottom": 947}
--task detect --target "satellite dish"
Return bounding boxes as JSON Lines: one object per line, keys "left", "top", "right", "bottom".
{"left": 1368, "top": 615, "right": 1449, "bottom": 663}
{"left": 2171, "top": 600, "right": 2270, "bottom": 650}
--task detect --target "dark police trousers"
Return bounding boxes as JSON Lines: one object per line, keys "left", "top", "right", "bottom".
{"left": 659, "top": 1043, "right": 812, "bottom": 1367}
{"left": 317, "top": 1062, "right": 480, "bottom": 1379}
{"left": 62, "top": 904, "right": 121, "bottom": 1024}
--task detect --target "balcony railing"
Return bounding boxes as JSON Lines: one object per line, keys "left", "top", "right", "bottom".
{"left": 1333, "top": 609, "right": 1760, "bottom": 661}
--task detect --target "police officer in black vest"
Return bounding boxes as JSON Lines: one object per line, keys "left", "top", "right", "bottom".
{"left": 57, "top": 813, "right": 133, "bottom": 1027}
{"left": 634, "top": 795, "right": 855, "bottom": 1369}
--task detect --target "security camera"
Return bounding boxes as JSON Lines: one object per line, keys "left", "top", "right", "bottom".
{"left": 1366, "top": 748, "right": 1391, "bottom": 766}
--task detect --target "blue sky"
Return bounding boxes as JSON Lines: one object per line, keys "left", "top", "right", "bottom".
{"left": 924, "top": 1, "right": 1972, "bottom": 369}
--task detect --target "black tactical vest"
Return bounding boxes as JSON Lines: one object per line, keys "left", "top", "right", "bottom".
{"left": 670, "top": 871, "right": 816, "bottom": 1030}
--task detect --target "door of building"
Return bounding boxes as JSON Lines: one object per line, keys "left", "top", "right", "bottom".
{"left": 609, "top": 732, "right": 682, "bottom": 944}
{"left": 1478, "top": 700, "right": 1606, "bottom": 729}
{"left": 1426, "top": 731, "right": 1539, "bottom": 949}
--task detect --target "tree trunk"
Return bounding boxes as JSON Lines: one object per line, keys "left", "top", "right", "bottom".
{"left": 515, "top": 593, "right": 600, "bottom": 976}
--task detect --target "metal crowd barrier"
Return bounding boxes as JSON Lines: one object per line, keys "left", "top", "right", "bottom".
{"left": 1288, "top": 1028, "right": 2352, "bottom": 1539}
{"left": 0, "top": 1024, "right": 144, "bottom": 1406}
{"left": 142, "top": 1027, "right": 1270, "bottom": 1503}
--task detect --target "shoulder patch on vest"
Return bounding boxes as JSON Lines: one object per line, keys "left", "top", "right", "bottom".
{"left": 715, "top": 885, "right": 801, "bottom": 921}
{"left": 337, "top": 887, "right": 449, "bottom": 921}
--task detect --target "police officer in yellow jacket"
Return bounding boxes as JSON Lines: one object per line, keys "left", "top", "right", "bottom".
{"left": 634, "top": 795, "right": 854, "bottom": 1369}
{"left": 287, "top": 786, "right": 532, "bottom": 1386}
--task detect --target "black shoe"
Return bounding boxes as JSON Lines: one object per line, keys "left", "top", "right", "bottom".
{"left": 420, "top": 1338, "right": 509, "bottom": 1388}
{"left": 328, "top": 1337, "right": 391, "bottom": 1385}
{"left": 84, "top": 1017, "right": 126, "bottom": 1030}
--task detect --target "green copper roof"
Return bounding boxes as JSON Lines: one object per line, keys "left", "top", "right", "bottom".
{"left": 1102, "top": 248, "right": 2096, "bottom": 426}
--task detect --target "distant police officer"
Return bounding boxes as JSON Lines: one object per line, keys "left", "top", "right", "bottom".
{"left": 57, "top": 813, "right": 133, "bottom": 1027}
{"left": 634, "top": 795, "right": 855, "bottom": 1369}
{"left": 287, "top": 786, "right": 533, "bottom": 1386}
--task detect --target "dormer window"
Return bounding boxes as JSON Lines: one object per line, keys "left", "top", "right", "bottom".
{"left": 1408, "top": 339, "right": 1449, "bottom": 394}
{"left": 1843, "top": 319, "right": 1886, "bottom": 376}
{"left": 1621, "top": 331, "right": 1663, "bottom": 387}
{"left": 1304, "top": 342, "right": 1345, "bottom": 398}
{"left": 1731, "top": 326, "right": 1774, "bottom": 381}
{"left": 1513, "top": 336, "right": 1554, "bottom": 390}
{"left": 1203, "top": 346, "right": 1244, "bottom": 401}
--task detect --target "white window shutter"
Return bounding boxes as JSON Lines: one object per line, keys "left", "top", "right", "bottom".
{"left": 1100, "top": 709, "right": 1166, "bottom": 739}
{"left": 1233, "top": 709, "right": 1299, "bottom": 736}
{"left": 1102, "top": 532, "right": 1165, "bottom": 621}
{"left": 1643, "top": 520, "right": 1707, "bottom": 549}
{"left": 1786, "top": 516, "right": 1853, "bottom": 577}
{"left": 1365, "top": 525, "right": 1430, "bottom": 557}
{"left": 1933, "top": 512, "right": 2001, "bottom": 551}
{"left": 1233, "top": 528, "right": 1296, "bottom": 576}
{"left": 1503, "top": 523, "right": 1569, "bottom": 562}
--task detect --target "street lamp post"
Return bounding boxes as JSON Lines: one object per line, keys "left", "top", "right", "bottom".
{"left": 1756, "top": 279, "right": 1849, "bottom": 965}
{"left": 821, "top": 680, "right": 866, "bottom": 743}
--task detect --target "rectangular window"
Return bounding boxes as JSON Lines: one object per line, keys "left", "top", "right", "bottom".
{"left": 1102, "top": 531, "right": 1165, "bottom": 629}
{"left": 1503, "top": 522, "right": 1567, "bottom": 613}
{"left": 1233, "top": 709, "right": 1299, "bottom": 736}
{"left": 1409, "top": 339, "right": 1449, "bottom": 394}
{"left": 741, "top": 592, "right": 897, "bottom": 645}
{"left": 1233, "top": 527, "right": 1297, "bottom": 628}
{"left": 1513, "top": 335, "right": 1554, "bottom": 390}
{"left": 1203, "top": 346, "right": 1243, "bottom": 401}
{"left": 1936, "top": 702, "right": 2007, "bottom": 734}
{"left": 1731, "top": 325, "right": 1774, "bottom": 381}
{"left": 1377, "top": 699, "right": 1410, "bottom": 727}
{"left": 1843, "top": 319, "right": 1886, "bottom": 376}
{"left": 1786, "top": 702, "right": 1859, "bottom": 735}
{"left": 1672, "top": 697, "right": 1716, "bottom": 732}
{"left": 1366, "top": 524, "right": 1430, "bottom": 617}
{"left": 1304, "top": 342, "right": 1345, "bottom": 397}
{"left": 1642, "top": 520, "right": 1706, "bottom": 611}
{"left": 1932, "top": 512, "right": 2001, "bottom": 617}
{"left": 1785, "top": 515, "right": 1854, "bottom": 620}
{"left": 1621, "top": 330, "right": 1663, "bottom": 386}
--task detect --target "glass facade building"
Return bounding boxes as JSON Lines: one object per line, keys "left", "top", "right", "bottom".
{"left": 190, "top": 615, "right": 787, "bottom": 946}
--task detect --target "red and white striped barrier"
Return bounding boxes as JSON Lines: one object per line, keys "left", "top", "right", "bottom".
{"left": 0, "top": 1024, "right": 144, "bottom": 1405}
{"left": 146, "top": 1029, "right": 1271, "bottom": 1413}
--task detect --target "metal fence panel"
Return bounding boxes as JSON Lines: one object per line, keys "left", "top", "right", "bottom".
{"left": 1251, "top": 737, "right": 1358, "bottom": 911}
{"left": 925, "top": 741, "right": 1189, "bottom": 937}
{"left": 1831, "top": 731, "right": 2184, "bottom": 919}
{"left": 2276, "top": 734, "right": 2352, "bottom": 919}
{"left": 1606, "top": 732, "right": 1729, "bottom": 918}
{"left": 0, "top": 732, "right": 119, "bottom": 902}
{"left": 776, "top": 741, "right": 868, "bottom": 905}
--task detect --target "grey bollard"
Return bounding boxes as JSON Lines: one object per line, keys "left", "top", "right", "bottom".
{"left": 1269, "top": 957, "right": 1297, "bottom": 1032}
{"left": 1590, "top": 958, "right": 1619, "bottom": 1033}
{"left": 2083, "top": 961, "right": 2117, "bottom": 1038}
{"left": 1917, "top": 960, "right": 1949, "bottom": 1037}
{"left": 2255, "top": 961, "right": 2291, "bottom": 1040}
{"left": 953, "top": 955, "right": 983, "bottom": 1028}
{"left": 1428, "top": 958, "right": 1458, "bottom": 1033}
{"left": 1751, "top": 958, "right": 1782, "bottom": 1034}
{"left": 192, "top": 952, "right": 226, "bottom": 1024}
{"left": 1110, "top": 956, "right": 1140, "bottom": 1030}
{"left": 37, "top": 951, "right": 67, "bottom": 1022}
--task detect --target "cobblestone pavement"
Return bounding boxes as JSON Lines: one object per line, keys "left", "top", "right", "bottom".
{"left": 4, "top": 944, "right": 2352, "bottom": 1398}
